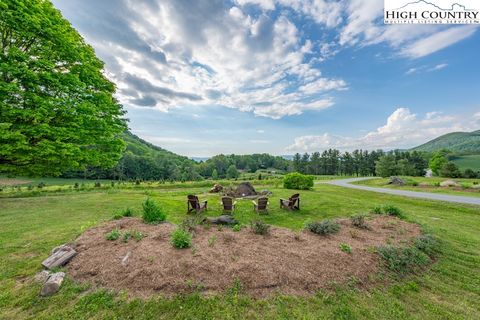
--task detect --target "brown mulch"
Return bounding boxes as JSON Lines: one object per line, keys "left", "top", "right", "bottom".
{"left": 67, "top": 216, "right": 421, "bottom": 298}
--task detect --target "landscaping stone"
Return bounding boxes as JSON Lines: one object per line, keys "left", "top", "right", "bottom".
{"left": 209, "top": 184, "right": 223, "bottom": 193}
{"left": 389, "top": 176, "right": 405, "bottom": 186}
{"left": 259, "top": 189, "right": 272, "bottom": 196}
{"left": 42, "top": 245, "right": 77, "bottom": 269}
{"left": 34, "top": 270, "right": 50, "bottom": 283}
{"left": 40, "top": 272, "right": 65, "bottom": 296}
{"left": 234, "top": 182, "right": 257, "bottom": 197}
{"left": 440, "top": 180, "right": 459, "bottom": 187}
{"left": 207, "top": 215, "right": 238, "bottom": 225}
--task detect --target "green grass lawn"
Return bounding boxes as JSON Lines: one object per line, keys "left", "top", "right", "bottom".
{"left": 451, "top": 154, "right": 480, "bottom": 171}
{"left": 1, "top": 182, "right": 479, "bottom": 319}
{"left": 354, "top": 176, "right": 480, "bottom": 198}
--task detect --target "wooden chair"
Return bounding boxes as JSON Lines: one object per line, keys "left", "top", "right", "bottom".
{"left": 280, "top": 194, "right": 300, "bottom": 210}
{"left": 253, "top": 197, "right": 269, "bottom": 214}
{"left": 221, "top": 196, "right": 237, "bottom": 214}
{"left": 187, "top": 195, "right": 207, "bottom": 214}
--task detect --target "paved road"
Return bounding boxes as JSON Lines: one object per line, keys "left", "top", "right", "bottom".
{"left": 328, "top": 177, "right": 480, "bottom": 206}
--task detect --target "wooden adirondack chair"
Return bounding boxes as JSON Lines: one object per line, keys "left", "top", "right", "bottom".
{"left": 187, "top": 195, "right": 207, "bottom": 214}
{"left": 280, "top": 193, "right": 300, "bottom": 210}
{"left": 253, "top": 197, "right": 269, "bottom": 214}
{"left": 221, "top": 196, "right": 237, "bottom": 214}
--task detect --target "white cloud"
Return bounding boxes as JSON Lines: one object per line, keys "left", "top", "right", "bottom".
{"left": 286, "top": 108, "right": 480, "bottom": 152}
{"left": 429, "top": 63, "right": 448, "bottom": 71}
{"left": 400, "top": 26, "right": 478, "bottom": 59}
{"left": 53, "top": 0, "right": 347, "bottom": 119}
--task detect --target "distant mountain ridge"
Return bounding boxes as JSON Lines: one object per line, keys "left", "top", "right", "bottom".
{"left": 411, "top": 130, "right": 480, "bottom": 153}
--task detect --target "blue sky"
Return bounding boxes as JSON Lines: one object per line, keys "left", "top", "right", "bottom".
{"left": 52, "top": 0, "right": 480, "bottom": 157}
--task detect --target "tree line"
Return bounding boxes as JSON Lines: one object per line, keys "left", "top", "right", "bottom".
{"left": 291, "top": 149, "right": 428, "bottom": 177}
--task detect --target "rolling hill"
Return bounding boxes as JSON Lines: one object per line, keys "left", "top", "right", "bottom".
{"left": 411, "top": 130, "right": 480, "bottom": 153}
{"left": 123, "top": 131, "right": 193, "bottom": 164}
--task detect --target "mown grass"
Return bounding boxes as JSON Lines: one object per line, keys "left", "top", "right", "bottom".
{"left": 355, "top": 176, "right": 480, "bottom": 198}
{"left": 0, "top": 181, "right": 479, "bottom": 319}
{"left": 451, "top": 154, "right": 480, "bottom": 171}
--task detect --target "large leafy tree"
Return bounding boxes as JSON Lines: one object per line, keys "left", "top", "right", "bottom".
{"left": 0, "top": 0, "right": 127, "bottom": 176}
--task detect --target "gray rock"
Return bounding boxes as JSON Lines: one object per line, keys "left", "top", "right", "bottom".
{"left": 42, "top": 246, "right": 77, "bottom": 269}
{"left": 440, "top": 180, "right": 459, "bottom": 187}
{"left": 259, "top": 189, "right": 272, "bottom": 196}
{"left": 207, "top": 215, "right": 238, "bottom": 225}
{"left": 34, "top": 270, "right": 50, "bottom": 283}
{"left": 389, "top": 176, "right": 405, "bottom": 186}
{"left": 40, "top": 272, "right": 65, "bottom": 296}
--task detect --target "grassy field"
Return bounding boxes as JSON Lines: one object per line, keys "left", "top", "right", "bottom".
{"left": 354, "top": 176, "right": 480, "bottom": 198}
{"left": 0, "top": 181, "right": 479, "bottom": 319}
{"left": 451, "top": 154, "right": 480, "bottom": 171}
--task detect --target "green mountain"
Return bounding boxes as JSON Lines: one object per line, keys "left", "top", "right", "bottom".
{"left": 123, "top": 131, "right": 193, "bottom": 164}
{"left": 411, "top": 130, "right": 480, "bottom": 153}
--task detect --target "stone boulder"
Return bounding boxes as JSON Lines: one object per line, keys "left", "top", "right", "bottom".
{"left": 440, "top": 180, "right": 459, "bottom": 187}
{"left": 389, "top": 176, "right": 406, "bottom": 186}
{"left": 207, "top": 215, "right": 238, "bottom": 225}
{"left": 234, "top": 182, "right": 257, "bottom": 197}
{"left": 209, "top": 184, "right": 223, "bottom": 193}
{"left": 259, "top": 189, "right": 272, "bottom": 196}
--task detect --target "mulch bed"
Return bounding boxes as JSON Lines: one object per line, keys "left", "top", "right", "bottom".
{"left": 67, "top": 216, "right": 421, "bottom": 298}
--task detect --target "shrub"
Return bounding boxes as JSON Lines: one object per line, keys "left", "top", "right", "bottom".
{"left": 37, "top": 182, "right": 46, "bottom": 189}
{"left": 383, "top": 205, "right": 404, "bottom": 217}
{"left": 250, "top": 220, "right": 270, "bottom": 235}
{"left": 305, "top": 220, "right": 340, "bottom": 235}
{"left": 171, "top": 228, "right": 192, "bottom": 249}
{"left": 112, "top": 213, "right": 123, "bottom": 220}
{"left": 283, "top": 172, "right": 314, "bottom": 190}
{"left": 350, "top": 214, "right": 369, "bottom": 229}
{"left": 377, "top": 245, "right": 429, "bottom": 275}
{"left": 94, "top": 182, "right": 101, "bottom": 188}
{"left": 232, "top": 224, "right": 242, "bottom": 232}
{"left": 133, "top": 230, "right": 144, "bottom": 242}
{"left": 142, "top": 198, "right": 167, "bottom": 224}
{"left": 371, "top": 205, "right": 383, "bottom": 214}
{"left": 121, "top": 208, "right": 134, "bottom": 217}
{"left": 105, "top": 229, "right": 121, "bottom": 241}
{"left": 339, "top": 243, "right": 352, "bottom": 254}
{"left": 123, "top": 231, "right": 132, "bottom": 243}
{"left": 415, "top": 234, "right": 439, "bottom": 256}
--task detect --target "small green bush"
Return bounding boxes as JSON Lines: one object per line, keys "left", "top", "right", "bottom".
{"left": 142, "top": 198, "right": 167, "bottom": 224}
{"left": 171, "top": 228, "right": 192, "bottom": 249}
{"left": 383, "top": 205, "right": 404, "bottom": 217}
{"left": 283, "top": 172, "right": 314, "bottom": 190}
{"left": 105, "top": 229, "right": 121, "bottom": 241}
{"left": 371, "top": 205, "right": 383, "bottom": 214}
{"left": 123, "top": 231, "right": 132, "bottom": 243}
{"left": 180, "top": 214, "right": 204, "bottom": 232}
{"left": 232, "top": 224, "right": 242, "bottom": 232}
{"left": 339, "top": 243, "right": 352, "bottom": 254}
{"left": 350, "top": 214, "right": 369, "bottom": 229}
{"left": 415, "top": 234, "right": 439, "bottom": 255}
{"left": 112, "top": 213, "right": 123, "bottom": 220}
{"left": 377, "top": 245, "right": 429, "bottom": 275}
{"left": 133, "top": 230, "right": 144, "bottom": 241}
{"left": 250, "top": 220, "right": 270, "bottom": 235}
{"left": 121, "top": 208, "right": 134, "bottom": 217}
{"left": 305, "top": 219, "right": 340, "bottom": 235}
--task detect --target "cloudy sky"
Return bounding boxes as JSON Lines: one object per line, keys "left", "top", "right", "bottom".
{"left": 52, "top": 0, "right": 480, "bottom": 157}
